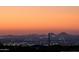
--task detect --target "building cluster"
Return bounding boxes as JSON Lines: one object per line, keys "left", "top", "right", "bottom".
{"left": 0, "top": 32, "right": 79, "bottom": 46}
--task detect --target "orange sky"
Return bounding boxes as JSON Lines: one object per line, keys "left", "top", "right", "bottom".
{"left": 0, "top": 6, "right": 79, "bottom": 34}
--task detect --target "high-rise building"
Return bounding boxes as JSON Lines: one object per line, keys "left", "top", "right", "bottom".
{"left": 48, "top": 33, "right": 52, "bottom": 46}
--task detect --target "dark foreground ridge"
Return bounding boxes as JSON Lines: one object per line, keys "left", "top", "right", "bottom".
{"left": 0, "top": 45, "right": 79, "bottom": 52}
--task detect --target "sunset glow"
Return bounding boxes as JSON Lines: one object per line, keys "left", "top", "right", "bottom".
{"left": 0, "top": 6, "right": 79, "bottom": 34}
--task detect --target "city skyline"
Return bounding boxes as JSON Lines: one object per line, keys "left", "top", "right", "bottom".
{"left": 0, "top": 6, "right": 79, "bottom": 35}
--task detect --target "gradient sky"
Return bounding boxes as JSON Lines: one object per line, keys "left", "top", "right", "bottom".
{"left": 0, "top": 6, "right": 79, "bottom": 35}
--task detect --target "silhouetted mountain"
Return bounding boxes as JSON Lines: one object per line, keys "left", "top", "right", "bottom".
{"left": 58, "top": 32, "right": 69, "bottom": 36}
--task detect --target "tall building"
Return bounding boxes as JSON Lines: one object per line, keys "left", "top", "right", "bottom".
{"left": 48, "top": 33, "right": 53, "bottom": 46}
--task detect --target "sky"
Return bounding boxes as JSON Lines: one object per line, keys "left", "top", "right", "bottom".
{"left": 0, "top": 6, "right": 79, "bottom": 35}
